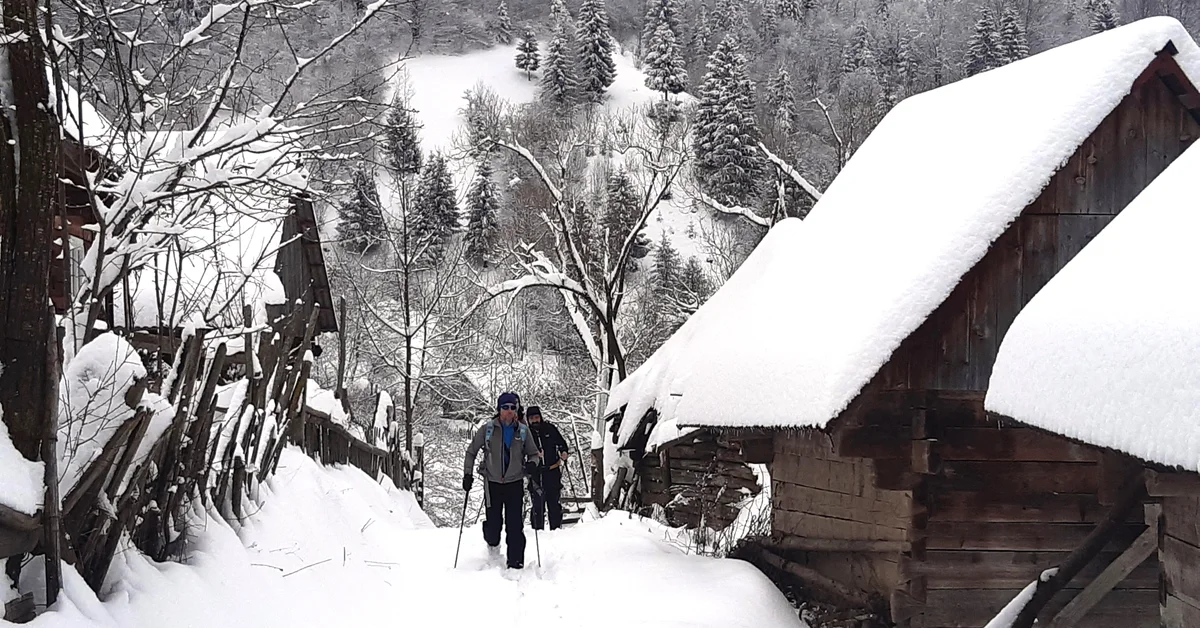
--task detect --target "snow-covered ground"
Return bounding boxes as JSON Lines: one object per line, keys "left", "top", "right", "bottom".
{"left": 397, "top": 43, "right": 714, "bottom": 262}
{"left": 13, "top": 447, "right": 804, "bottom": 628}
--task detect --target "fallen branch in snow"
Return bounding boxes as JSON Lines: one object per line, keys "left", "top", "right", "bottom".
{"left": 282, "top": 558, "right": 332, "bottom": 577}
{"left": 757, "top": 142, "right": 822, "bottom": 203}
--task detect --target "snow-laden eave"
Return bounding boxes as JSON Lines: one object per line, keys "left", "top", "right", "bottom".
{"left": 609, "top": 17, "right": 1200, "bottom": 442}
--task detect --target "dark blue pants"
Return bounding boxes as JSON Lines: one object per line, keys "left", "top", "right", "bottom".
{"left": 483, "top": 480, "right": 525, "bottom": 567}
{"left": 531, "top": 468, "right": 563, "bottom": 530}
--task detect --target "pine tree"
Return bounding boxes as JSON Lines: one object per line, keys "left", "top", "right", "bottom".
{"left": 384, "top": 100, "right": 422, "bottom": 179}
{"left": 677, "top": 256, "right": 710, "bottom": 312}
{"left": 337, "top": 167, "right": 387, "bottom": 254}
{"left": 767, "top": 66, "right": 796, "bottom": 135}
{"left": 541, "top": 21, "right": 579, "bottom": 105}
{"left": 495, "top": 0, "right": 513, "bottom": 44}
{"left": 412, "top": 152, "right": 459, "bottom": 257}
{"left": 801, "top": 0, "right": 817, "bottom": 17}
{"left": 691, "top": 0, "right": 713, "bottom": 55}
{"left": 551, "top": 0, "right": 573, "bottom": 31}
{"left": 641, "top": 0, "right": 679, "bottom": 57}
{"left": 643, "top": 21, "right": 688, "bottom": 98}
{"left": 1089, "top": 0, "right": 1119, "bottom": 33}
{"left": 777, "top": 0, "right": 799, "bottom": 21}
{"left": 652, "top": 233, "right": 681, "bottom": 294}
{"left": 601, "top": 169, "right": 650, "bottom": 271}
{"left": 464, "top": 161, "right": 501, "bottom": 266}
{"left": 875, "top": 0, "right": 888, "bottom": 18}
{"left": 759, "top": 0, "right": 779, "bottom": 46}
{"left": 577, "top": 0, "right": 617, "bottom": 101}
{"left": 515, "top": 29, "right": 540, "bottom": 80}
{"left": 841, "top": 22, "right": 876, "bottom": 75}
{"left": 997, "top": 6, "right": 1029, "bottom": 64}
{"left": 896, "top": 33, "right": 918, "bottom": 87}
{"left": 964, "top": 9, "right": 1001, "bottom": 76}
{"left": 693, "top": 35, "right": 763, "bottom": 205}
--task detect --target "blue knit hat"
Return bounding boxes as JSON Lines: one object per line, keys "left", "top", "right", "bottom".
{"left": 497, "top": 391, "right": 520, "bottom": 410}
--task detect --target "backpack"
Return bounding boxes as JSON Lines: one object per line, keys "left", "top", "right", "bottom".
{"left": 484, "top": 420, "right": 528, "bottom": 456}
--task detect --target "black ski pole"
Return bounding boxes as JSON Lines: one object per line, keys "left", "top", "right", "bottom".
{"left": 453, "top": 482, "right": 471, "bottom": 568}
{"left": 532, "top": 479, "right": 542, "bottom": 567}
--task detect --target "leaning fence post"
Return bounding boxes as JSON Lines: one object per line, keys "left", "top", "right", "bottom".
{"left": 414, "top": 433, "right": 425, "bottom": 508}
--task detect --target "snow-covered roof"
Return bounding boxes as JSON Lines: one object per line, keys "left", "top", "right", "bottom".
{"left": 607, "top": 17, "right": 1200, "bottom": 443}
{"left": 985, "top": 142, "right": 1200, "bottom": 471}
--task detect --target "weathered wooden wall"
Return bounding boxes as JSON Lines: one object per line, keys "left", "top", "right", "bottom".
{"left": 1151, "top": 473, "right": 1200, "bottom": 628}
{"left": 878, "top": 69, "right": 1200, "bottom": 393}
{"left": 773, "top": 430, "right": 911, "bottom": 598}
{"left": 903, "top": 395, "right": 1156, "bottom": 628}
{"left": 638, "top": 430, "right": 760, "bottom": 530}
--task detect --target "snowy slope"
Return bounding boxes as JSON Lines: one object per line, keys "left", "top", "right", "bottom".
{"left": 986, "top": 142, "right": 1200, "bottom": 471}
{"left": 608, "top": 17, "right": 1200, "bottom": 436}
{"left": 17, "top": 448, "right": 805, "bottom": 628}
{"left": 396, "top": 43, "right": 710, "bottom": 261}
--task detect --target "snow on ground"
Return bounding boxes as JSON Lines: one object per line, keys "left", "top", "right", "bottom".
{"left": 609, "top": 17, "right": 1200, "bottom": 437}
{"left": 396, "top": 43, "right": 711, "bottom": 261}
{"left": 0, "top": 414, "right": 43, "bottom": 517}
{"left": 986, "top": 141, "right": 1200, "bottom": 471}
{"left": 15, "top": 447, "right": 804, "bottom": 628}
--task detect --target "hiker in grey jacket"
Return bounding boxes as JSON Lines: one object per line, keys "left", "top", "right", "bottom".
{"left": 462, "top": 391, "right": 540, "bottom": 568}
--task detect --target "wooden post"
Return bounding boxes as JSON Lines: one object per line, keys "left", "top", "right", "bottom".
{"left": 414, "top": 434, "right": 425, "bottom": 508}
{"left": 592, "top": 447, "right": 604, "bottom": 508}
{"left": 336, "top": 296, "right": 348, "bottom": 414}
{"left": 42, "top": 313, "right": 62, "bottom": 606}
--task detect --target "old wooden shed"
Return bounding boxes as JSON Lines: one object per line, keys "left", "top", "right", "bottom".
{"left": 986, "top": 138, "right": 1200, "bottom": 627}
{"left": 606, "top": 17, "right": 1200, "bottom": 628}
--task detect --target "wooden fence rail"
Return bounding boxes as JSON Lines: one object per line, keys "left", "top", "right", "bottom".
{"left": 294, "top": 406, "right": 425, "bottom": 502}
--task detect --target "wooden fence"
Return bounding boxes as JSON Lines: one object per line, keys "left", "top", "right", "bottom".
{"left": 295, "top": 405, "right": 425, "bottom": 506}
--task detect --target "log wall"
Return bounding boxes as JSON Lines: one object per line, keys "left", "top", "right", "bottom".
{"left": 1154, "top": 475, "right": 1200, "bottom": 628}
{"left": 772, "top": 429, "right": 911, "bottom": 599}
{"left": 638, "top": 430, "right": 760, "bottom": 530}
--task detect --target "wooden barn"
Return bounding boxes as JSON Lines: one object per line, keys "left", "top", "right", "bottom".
{"left": 606, "top": 17, "right": 1200, "bottom": 628}
{"left": 985, "top": 138, "right": 1200, "bottom": 628}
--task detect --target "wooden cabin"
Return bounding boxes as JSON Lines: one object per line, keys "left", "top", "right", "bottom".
{"left": 984, "top": 135, "right": 1200, "bottom": 627}
{"left": 606, "top": 18, "right": 1200, "bottom": 628}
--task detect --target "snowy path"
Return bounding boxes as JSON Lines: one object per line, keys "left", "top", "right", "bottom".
{"left": 24, "top": 448, "right": 804, "bottom": 628}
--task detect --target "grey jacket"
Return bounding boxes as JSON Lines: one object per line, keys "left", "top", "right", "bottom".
{"left": 464, "top": 418, "right": 540, "bottom": 484}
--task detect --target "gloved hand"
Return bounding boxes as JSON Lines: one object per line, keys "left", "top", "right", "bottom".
{"left": 524, "top": 461, "right": 539, "bottom": 476}
{"left": 463, "top": 475, "right": 473, "bottom": 492}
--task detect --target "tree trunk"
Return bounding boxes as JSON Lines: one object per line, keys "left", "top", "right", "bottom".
{"left": 0, "top": 0, "right": 62, "bottom": 460}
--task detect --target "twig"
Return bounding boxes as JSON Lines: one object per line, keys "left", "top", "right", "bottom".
{"left": 281, "top": 558, "right": 332, "bottom": 577}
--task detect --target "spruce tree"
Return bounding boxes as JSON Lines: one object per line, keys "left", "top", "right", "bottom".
{"left": 997, "top": 6, "right": 1029, "bottom": 64}
{"left": 778, "top": 0, "right": 799, "bottom": 21}
{"left": 384, "top": 100, "right": 422, "bottom": 179}
{"left": 693, "top": 35, "right": 763, "bottom": 205}
{"left": 643, "top": 21, "right": 688, "bottom": 98}
{"left": 551, "top": 0, "right": 573, "bottom": 31}
{"left": 464, "top": 161, "right": 501, "bottom": 267}
{"left": 767, "top": 66, "right": 796, "bottom": 135}
{"left": 515, "top": 29, "right": 540, "bottom": 80}
{"left": 577, "top": 0, "right": 617, "bottom": 101}
{"left": 801, "top": 0, "right": 817, "bottom": 14}
{"left": 652, "top": 233, "right": 681, "bottom": 295}
{"left": 541, "top": 21, "right": 579, "bottom": 105}
{"left": 337, "top": 167, "right": 387, "bottom": 254}
{"left": 642, "top": 0, "right": 679, "bottom": 57}
{"left": 841, "top": 22, "right": 875, "bottom": 75}
{"left": 1089, "top": 0, "right": 1119, "bottom": 33}
{"left": 964, "top": 9, "right": 1001, "bottom": 76}
{"left": 691, "top": 0, "right": 712, "bottom": 55}
{"left": 413, "top": 152, "right": 459, "bottom": 257}
{"left": 678, "top": 257, "right": 710, "bottom": 310}
{"left": 602, "top": 169, "right": 649, "bottom": 271}
{"left": 495, "top": 0, "right": 513, "bottom": 44}
{"left": 759, "top": 0, "right": 779, "bottom": 46}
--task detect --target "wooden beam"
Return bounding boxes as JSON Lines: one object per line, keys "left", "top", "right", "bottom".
{"left": 769, "top": 536, "right": 908, "bottom": 553}
{"left": 754, "top": 546, "right": 873, "bottom": 609}
{"left": 1046, "top": 514, "right": 1159, "bottom": 628}
{"left": 1146, "top": 469, "right": 1200, "bottom": 497}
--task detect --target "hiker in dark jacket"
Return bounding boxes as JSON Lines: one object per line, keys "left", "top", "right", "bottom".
{"left": 463, "top": 392, "right": 540, "bottom": 568}
{"left": 526, "top": 405, "right": 570, "bottom": 531}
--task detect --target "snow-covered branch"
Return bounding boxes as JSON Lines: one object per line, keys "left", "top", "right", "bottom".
{"left": 691, "top": 189, "right": 772, "bottom": 229}
{"left": 757, "top": 142, "right": 823, "bottom": 203}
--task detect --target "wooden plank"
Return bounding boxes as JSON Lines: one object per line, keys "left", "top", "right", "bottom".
{"left": 774, "top": 509, "right": 907, "bottom": 543}
{"left": 775, "top": 482, "right": 909, "bottom": 523}
{"left": 1056, "top": 215, "right": 1112, "bottom": 271}
{"left": 926, "top": 522, "right": 1144, "bottom": 552}
{"left": 965, "top": 251, "right": 997, "bottom": 389}
{"left": 912, "top": 549, "right": 1157, "bottom": 591}
{"left": 930, "top": 283, "right": 972, "bottom": 391}
{"left": 1020, "top": 214, "right": 1059, "bottom": 303}
{"left": 1047, "top": 524, "right": 1159, "bottom": 627}
{"left": 1083, "top": 104, "right": 1120, "bottom": 215}
{"left": 915, "top": 588, "right": 1157, "bottom": 628}
{"left": 1163, "top": 496, "right": 1200, "bottom": 547}
{"left": 938, "top": 461, "right": 1099, "bottom": 496}
{"left": 773, "top": 452, "right": 866, "bottom": 496}
{"left": 937, "top": 427, "right": 1100, "bottom": 462}
{"left": 770, "top": 536, "right": 907, "bottom": 553}
{"left": 930, "top": 491, "right": 1106, "bottom": 524}
{"left": 1163, "top": 594, "right": 1200, "bottom": 628}
{"left": 1145, "top": 470, "right": 1200, "bottom": 497}
{"left": 1163, "top": 534, "right": 1200, "bottom": 610}
{"left": 1145, "top": 76, "right": 1180, "bottom": 174}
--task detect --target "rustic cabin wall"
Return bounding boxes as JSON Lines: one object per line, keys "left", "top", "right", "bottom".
{"left": 880, "top": 72, "right": 1200, "bottom": 394}
{"left": 638, "top": 430, "right": 760, "bottom": 530}
{"left": 772, "top": 429, "right": 911, "bottom": 598}
{"left": 1155, "top": 483, "right": 1200, "bottom": 627}
{"left": 908, "top": 395, "right": 1156, "bottom": 628}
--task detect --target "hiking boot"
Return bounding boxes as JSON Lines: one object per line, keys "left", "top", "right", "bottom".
{"left": 507, "top": 561, "right": 524, "bottom": 569}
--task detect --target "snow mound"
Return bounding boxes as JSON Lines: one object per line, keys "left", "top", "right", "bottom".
{"left": 986, "top": 141, "right": 1200, "bottom": 471}
{"left": 608, "top": 17, "right": 1200, "bottom": 437}
{"left": 0, "top": 414, "right": 43, "bottom": 516}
